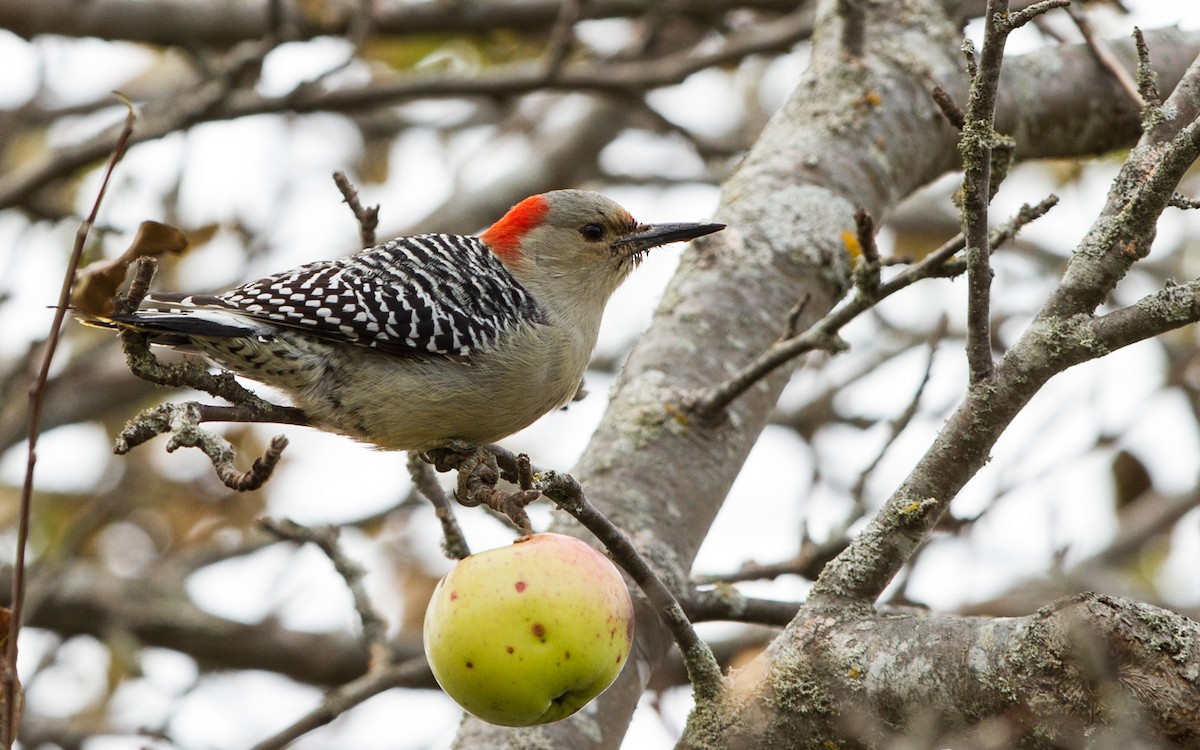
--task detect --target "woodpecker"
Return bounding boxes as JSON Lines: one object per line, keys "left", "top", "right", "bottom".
{"left": 89, "top": 190, "right": 724, "bottom": 450}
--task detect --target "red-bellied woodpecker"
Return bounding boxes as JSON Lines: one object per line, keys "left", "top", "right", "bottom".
{"left": 90, "top": 190, "right": 724, "bottom": 450}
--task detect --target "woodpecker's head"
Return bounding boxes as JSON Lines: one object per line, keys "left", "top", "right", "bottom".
{"left": 480, "top": 190, "right": 724, "bottom": 302}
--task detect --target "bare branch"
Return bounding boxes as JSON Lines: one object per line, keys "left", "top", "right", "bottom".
{"left": 1068, "top": 3, "right": 1143, "bottom": 109}
{"left": 5, "top": 98, "right": 137, "bottom": 749}
{"left": 685, "top": 587, "right": 800, "bottom": 626}
{"left": 0, "top": 10, "right": 813, "bottom": 212}
{"left": 115, "top": 402, "right": 289, "bottom": 491}
{"left": 930, "top": 85, "right": 966, "bottom": 129}
{"left": 407, "top": 454, "right": 471, "bottom": 560}
{"left": 543, "top": 0, "right": 585, "bottom": 80}
{"left": 683, "top": 197, "right": 1057, "bottom": 421}
{"left": 1133, "top": 27, "right": 1162, "bottom": 109}
{"left": 333, "top": 171, "right": 380, "bottom": 248}
{"left": 1085, "top": 276, "right": 1200, "bottom": 353}
{"left": 0, "top": 0, "right": 807, "bottom": 47}
{"left": 701, "top": 593, "right": 1200, "bottom": 745}
{"left": 692, "top": 536, "right": 849, "bottom": 586}
{"left": 837, "top": 0, "right": 866, "bottom": 60}
{"left": 809, "top": 62, "right": 1200, "bottom": 608}
{"left": 1168, "top": 191, "right": 1200, "bottom": 210}
{"left": 107, "top": 267, "right": 310, "bottom": 487}
{"left": 258, "top": 519, "right": 392, "bottom": 667}
{"left": 959, "top": 0, "right": 1044, "bottom": 385}
{"left": 247, "top": 657, "right": 430, "bottom": 750}
{"left": 997, "top": 0, "right": 1070, "bottom": 33}
{"left": 850, "top": 208, "right": 881, "bottom": 297}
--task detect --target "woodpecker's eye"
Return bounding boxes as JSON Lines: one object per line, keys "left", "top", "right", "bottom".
{"left": 579, "top": 223, "right": 606, "bottom": 241}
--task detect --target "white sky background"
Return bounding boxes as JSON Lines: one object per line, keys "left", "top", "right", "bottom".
{"left": 2, "top": 2, "right": 1200, "bottom": 748}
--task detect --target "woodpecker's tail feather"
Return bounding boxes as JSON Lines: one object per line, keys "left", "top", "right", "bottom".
{"left": 77, "top": 308, "right": 263, "bottom": 348}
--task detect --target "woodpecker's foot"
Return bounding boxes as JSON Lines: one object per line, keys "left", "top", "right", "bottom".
{"left": 571, "top": 378, "right": 588, "bottom": 402}
{"left": 421, "top": 440, "right": 480, "bottom": 475}
{"left": 422, "top": 442, "right": 540, "bottom": 534}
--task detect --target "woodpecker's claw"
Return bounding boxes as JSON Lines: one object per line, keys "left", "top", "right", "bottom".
{"left": 423, "top": 442, "right": 540, "bottom": 534}
{"left": 453, "top": 446, "right": 500, "bottom": 504}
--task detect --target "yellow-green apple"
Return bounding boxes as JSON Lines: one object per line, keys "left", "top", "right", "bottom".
{"left": 423, "top": 533, "right": 635, "bottom": 726}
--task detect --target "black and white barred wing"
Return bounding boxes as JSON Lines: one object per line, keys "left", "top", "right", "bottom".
{"left": 147, "top": 234, "right": 546, "bottom": 360}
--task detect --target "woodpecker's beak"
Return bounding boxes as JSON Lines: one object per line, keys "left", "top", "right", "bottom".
{"left": 616, "top": 221, "right": 725, "bottom": 254}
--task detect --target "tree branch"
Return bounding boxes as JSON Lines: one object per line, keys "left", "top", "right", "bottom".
{"left": 6, "top": 100, "right": 137, "bottom": 748}
{"left": 0, "top": 0, "right": 808, "bottom": 47}
{"left": 697, "top": 594, "right": 1200, "bottom": 747}
{"left": 0, "top": 10, "right": 814, "bottom": 212}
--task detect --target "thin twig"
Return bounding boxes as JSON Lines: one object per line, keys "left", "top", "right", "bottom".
{"left": 780, "top": 295, "right": 811, "bottom": 341}
{"left": 998, "top": 0, "right": 1070, "bottom": 32}
{"left": 406, "top": 453, "right": 471, "bottom": 560}
{"left": 544, "top": 0, "right": 584, "bottom": 79}
{"left": 692, "top": 536, "right": 850, "bottom": 586}
{"left": 194, "top": 403, "right": 309, "bottom": 427}
{"left": 1168, "top": 192, "right": 1200, "bottom": 210}
{"left": 684, "top": 588, "right": 801, "bottom": 627}
{"left": 1068, "top": 3, "right": 1143, "bottom": 109}
{"left": 931, "top": 85, "right": 966, "bottom": 130}
{"left": 6, "top": 98, "right": 138, "bottom": 749}
{"left": 851, "top": 208, "right": 880, "bottom": 298}
{"left": 332, "top": 171, "right": 379, "bottom": 248}
{"left": 1133, "top": 28, "right": 1161, "bottom": 110}
{"left": 809, "top": 60, "right": 1200, "bottom": 608}
{"left": 959, "top": 2, "right": 1006, "bottom": 385}
{"left": 247, "top": 657, "right": 429, "bottom": 750}
{"left": 264, "top": 0, "right": 284, "bottom": 43}
{"left": 848, "top": 317, "right": 947, "bottom": 514}
{"left": 683, "top": 196, "right": 1059, "bottom": 420}
{"left": 115, "top": 402, "right": 290, "bottom": 491}
{"left": 957, "top": 0, "right": 1065, "bottom": 385}
{"left": 837, "top": 0, "right": 866, "bottom": 60}
{"left": 115, "top": 256, "right": 158, "bottom": 314}
{"left": 286, "top": 0, "right": 376, "bottom": 96}
{"left": 0, "top": 9, "right": 815, "bottom": 212}
{"left": 530, "top": 469, "right": 727, "bottom": 702}
{"left": 258, "top": 518, "right": 392, "bottom": 667}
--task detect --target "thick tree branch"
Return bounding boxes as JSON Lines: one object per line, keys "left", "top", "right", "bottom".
{"left": 700, "top": 594, "right": 1200, "bottom": 748}
{"left": 0, "top": 0, "right": 810, "bottom": 46}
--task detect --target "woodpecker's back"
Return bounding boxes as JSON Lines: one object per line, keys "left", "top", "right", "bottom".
{"left": 89, "top": 190, "right": 723, "bottom": 450}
